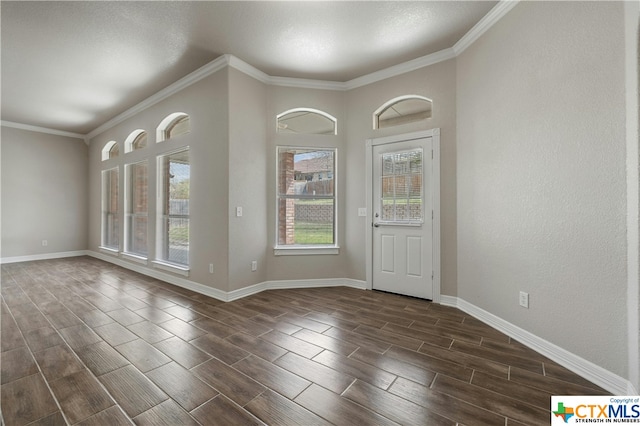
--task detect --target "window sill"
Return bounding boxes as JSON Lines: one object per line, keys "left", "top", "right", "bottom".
{"left": 122, "top": 252, "right": 148, "bottom": 265}
{"left": 273, "top": 246, "right": 340, "bottom": 256}
{"left": 99, "top": 246, "right": 119, "bottom": 256}
{"left": 152, "top": 260, "right": 190, "bottom": 277}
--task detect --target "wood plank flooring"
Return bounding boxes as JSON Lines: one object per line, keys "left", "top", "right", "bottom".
{"left": 1, "top": 257, "right": 607, "bottom": 425}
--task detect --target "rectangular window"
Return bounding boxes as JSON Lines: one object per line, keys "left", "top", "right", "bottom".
{"left": 277, "top": 147, "right": 336, "bottom": 247}
{"left": 156, "top": 148, "right": 190, "bottom": 267}
{"left": 125, "top": 161, "right": 148, "bottom": 257}
{"left": 101, "top": 167, "right": 119, "bottom": 250}
{"left": 380, "top": 149, "right": 423, "bottom": 223}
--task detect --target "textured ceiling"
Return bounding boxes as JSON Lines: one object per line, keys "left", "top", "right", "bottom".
{"left": 1, "top": 1, "right": 498, "bottom": 135}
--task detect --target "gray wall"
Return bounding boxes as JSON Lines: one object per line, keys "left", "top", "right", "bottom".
{"left": 456, "top": 1, "right": 627, "bottom": 376}
{"left": 88, "top": 70, "right": 231, "bottom": 292}
{"left": 228, "top": 68, "right": 268, "bottom": 290}
{"left": 1, "top": 127, "right": 88, "bottom": 258}
{"left": 344, "top": 59, "right": 458, "bottom": 296}
{"left": 265, "top": 85, "right": 347, "bottom": 281}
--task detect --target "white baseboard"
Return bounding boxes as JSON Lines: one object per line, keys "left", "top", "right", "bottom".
{"left": 442, "top": 295, "right": 632, "bottom": 395}
{"left": 1, "top": 250, "right": 89, "bottom": 264}
{"left": 265, "top": 278, "right": 367, "bottom": 291}
{"left": 88, "top": 250, "right": 367, "bottom": 303}
{"left": 87, "top": 251, "right": 228, "bottom": 301}
{"left": 227, "top": 278, "right": 366, "bottom": 301}
{"left": 439, "top": 295, "right": 458, "bottom": 307}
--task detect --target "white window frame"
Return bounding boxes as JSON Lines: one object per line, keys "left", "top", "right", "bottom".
{"left": 276, "top": 108, "right": 338, "bottom": 135}
{"left": 373, "top": 95, "right": 433, "bottom": 130}
{"left": 124, "top": 160, "right": 149, "bottom": 261}
{"left": 153, "top": 147, "right": 190, "bottom": 274}
{"left": 101, "top": 141, "right": 119, "bottom": 161}
{"left": 274, "top": 146, "right": 339, "bottom": 256}
{"left": 156, "top": 112, "right": 190, "bottom": 143}
{"left": 100, "top": 167, "right": 120, "bottom": 252}
{"left": 124, "top": 129, "right": 148, "bottom": 153}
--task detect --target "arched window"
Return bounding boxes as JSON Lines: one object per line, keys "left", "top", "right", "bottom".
{"left": 373, "top": 95, "right": 432, "bottom": 129}
{"left": 124, "top": 129, "right": 148, "bottom": 153}
{"left": 277, "top": 108, "right": 337, "bottom": 135}
{"left": 101, "top": 141, "right": 119, "bottom": 161}
{"left": 156, "top": 112, "right": 190, "bottom": 142}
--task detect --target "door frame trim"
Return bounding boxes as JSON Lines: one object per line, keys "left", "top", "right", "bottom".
{"left": 365, "top": 128, "right": 441, "bottom": 303}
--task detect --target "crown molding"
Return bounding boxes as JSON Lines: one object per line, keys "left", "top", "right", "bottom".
{"left": 20, "top": 0, "right": 517, "bottom": 141}
{"left": 226, "top": 54, "right": 270, "bottom": 84}
{"left": 1, "top": 120, "right": 86, "bottom": 141}
{"left": 85, "top": 54, "right": 230, "bottom": 141}
{"left": 222, "top": 0, "right": 518, "bottom": 92}
{"left": 345, "top": 48, "right": 456, "bottom": 90}
{"left": 453, "top": 0, "right": 520, "bottom": 55}
{"left": 268, "top": 75, "right": 346, "bottom": 91}
{"left": 227, "top": 55, "right": 346, "bottom": 91}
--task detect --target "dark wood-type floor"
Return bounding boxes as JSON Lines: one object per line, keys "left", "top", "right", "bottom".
{"left": 1, "top": 257, "right": 607, "bottom": 425}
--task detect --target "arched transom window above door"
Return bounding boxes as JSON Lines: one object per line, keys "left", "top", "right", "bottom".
{"left": 374, "top": 95, "right": 432, "bottom": 129}
{"left": 277, "top": 108, "right": 337, "bottom": 135}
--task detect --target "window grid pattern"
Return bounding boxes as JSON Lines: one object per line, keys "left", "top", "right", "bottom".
{"left": 380, "top": 149, "right": 423, "bottom": 222}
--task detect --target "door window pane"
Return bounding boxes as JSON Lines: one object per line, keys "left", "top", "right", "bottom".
{"left": 380, "top": 149, "right": 423, "bottom": 222}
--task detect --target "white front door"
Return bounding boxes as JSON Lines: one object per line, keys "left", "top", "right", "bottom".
{"left": 371, "top": 136, "right": 433, "bottom": 299}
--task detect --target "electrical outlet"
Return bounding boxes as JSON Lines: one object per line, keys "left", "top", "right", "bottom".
{"left": 519, "top": 291, "right": 529, "bottom": 308}
{"left": 42, "top": 240, "right": 48, "bottom": 247}
{"left": 358, "top": 208, "right": 367, "bottom": 217}
{"left": 209, "top": 263, "right": 214, "bottom": 274}
{"left": 251, "top": 261, "right": 257, "bottom": 272}
{"left": 236, "top": 207, "right": 243, "bottom": 217}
